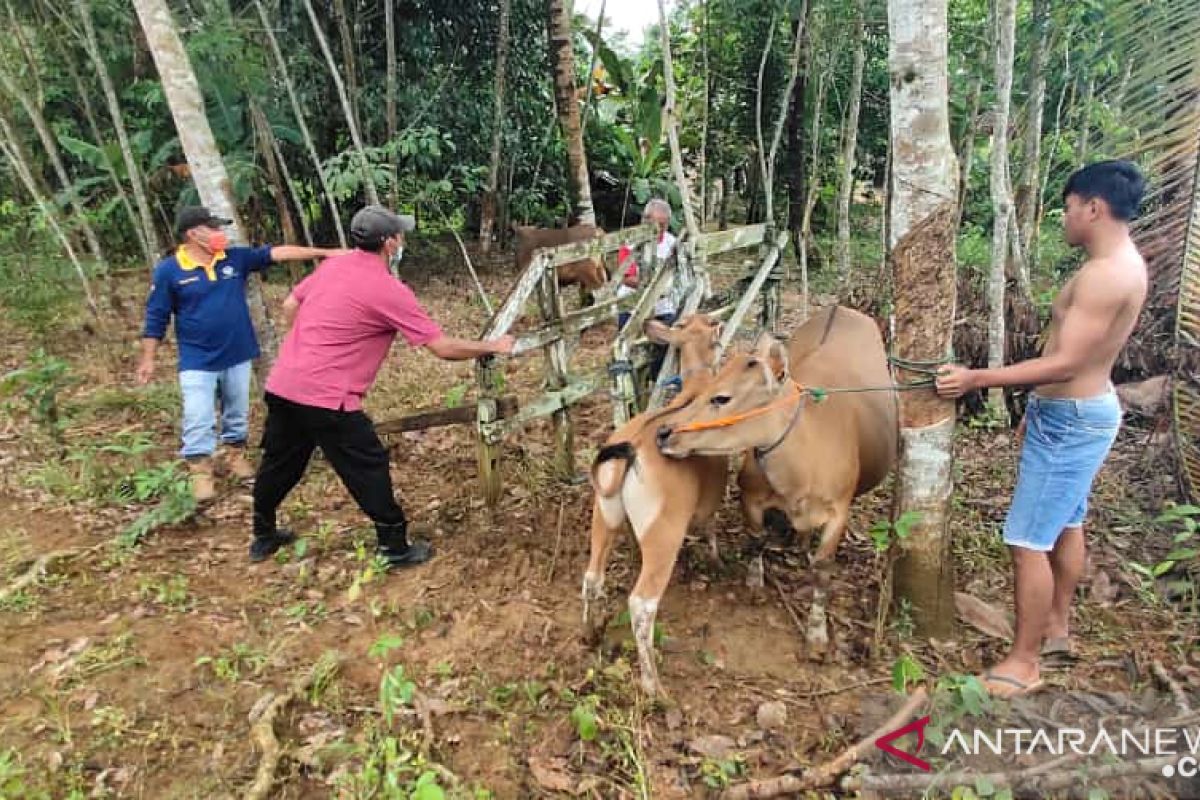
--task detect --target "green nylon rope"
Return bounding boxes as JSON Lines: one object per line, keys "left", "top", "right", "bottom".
{"left": 803, "top": 351, "right": 955, "bottom": 402}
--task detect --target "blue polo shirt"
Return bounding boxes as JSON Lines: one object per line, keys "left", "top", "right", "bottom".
{"left": 142, "top": 245, "right": 274, "bottom": 372}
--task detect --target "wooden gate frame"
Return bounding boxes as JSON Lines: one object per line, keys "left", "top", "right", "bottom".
{"left": 472, "top": 222, "right": 785, "bottom": 505}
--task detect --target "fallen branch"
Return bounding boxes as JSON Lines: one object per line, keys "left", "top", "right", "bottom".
{"left": 722, "top": 686, "right": 928, "bottom": 799}
{"left": 846, "top": 755, "right": 1176, "bottom": 795}
{"left": 0, "top": 547, "right": 93, "bottom": 602}
{"left": 437, "top": 207, "right": 494, "bottom": 316}
{"left": 1151, "top": 660, "right": 1191, "bottom": 713}
{"left": 243, "top": 651, "right": 342, "bottom": 800}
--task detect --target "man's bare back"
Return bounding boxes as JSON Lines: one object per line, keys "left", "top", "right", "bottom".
{"left": 1037, "top": 240, "right": 1147, "bottom": 398}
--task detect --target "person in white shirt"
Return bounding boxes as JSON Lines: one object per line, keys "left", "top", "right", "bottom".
{"left": 617, "top": 198, "right": 679, "bottom": 329}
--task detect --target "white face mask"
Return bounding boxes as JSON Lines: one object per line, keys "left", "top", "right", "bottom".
{"left": 387, "top": 240, "right": 404, "bottom": 272}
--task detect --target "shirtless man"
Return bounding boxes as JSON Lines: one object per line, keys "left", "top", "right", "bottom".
{"left": 936, "top": 160, "right": 1147, "bottom": 697}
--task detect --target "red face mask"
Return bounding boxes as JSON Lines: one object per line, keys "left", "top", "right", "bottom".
{"left": 206, "top": 230, "right": 229, "bottom": 252}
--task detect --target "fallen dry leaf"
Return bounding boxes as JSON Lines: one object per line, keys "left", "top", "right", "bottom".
{"left": 1090, "top": 569, "right": 1118, "bottom": 605}
{"left": 688, "top": 734, "right": 737, "bottom": 760}
{"left": 954, "top": 592, "right": 1013, "bottom": 641}
{"left": 528, "top": 755, "right": 575, "bottom": 794}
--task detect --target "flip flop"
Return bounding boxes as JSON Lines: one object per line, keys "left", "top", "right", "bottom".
{"left": 980, "top": 670, "right": 1045, "bottom": 699}
{"left": 1040, "top": 637, "right": 1080, "bottom": 670}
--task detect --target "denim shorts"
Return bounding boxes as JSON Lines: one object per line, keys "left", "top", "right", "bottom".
{"left": 1003, "top": 390, "right": 1121, "bottom": 551}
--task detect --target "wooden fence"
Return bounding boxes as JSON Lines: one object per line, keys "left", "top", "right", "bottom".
{"left": 379, "top": 222, "right": 785, "bottom": 506}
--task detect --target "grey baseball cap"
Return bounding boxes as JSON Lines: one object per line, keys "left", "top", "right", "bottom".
{"left": 350, "top": 205, "right": 415, "bottom": 246}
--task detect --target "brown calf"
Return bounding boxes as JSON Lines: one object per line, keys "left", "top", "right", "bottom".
{"left": 512, "top": 224, "right": 608, "bottom": 290}
{"left": 582, "top": 315, "right": 727, "bottom": 696}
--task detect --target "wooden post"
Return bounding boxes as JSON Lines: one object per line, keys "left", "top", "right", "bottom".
{"left": 759, "top": 227, "right": 783, "bottom": 334}
{"left": 538, "top": 258, "right": 575, "bottom": 479}
{"left": 476, "top": 355, "right": 504, "bottom": 507}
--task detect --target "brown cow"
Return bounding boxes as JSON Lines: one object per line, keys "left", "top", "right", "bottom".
{"left": 512, "top": 224, "right": 607, "bottom": 290}
{"left": 656, "top": 306, "right": 898, "bottom": 604}
{"left": 583, "top": 315, "right": 727, "bottom": 695}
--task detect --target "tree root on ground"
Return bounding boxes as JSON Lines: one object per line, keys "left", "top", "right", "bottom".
{"left": 243, "top": 651, "right": 342, "bottom": 800}
{"left": 721, "top": 687, "right": 928, "bottom": 799}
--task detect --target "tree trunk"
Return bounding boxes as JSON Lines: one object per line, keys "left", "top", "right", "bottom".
{"left": 385, "top": 0, "right": 397, "bottom": 205}
{"left": 301, "top": 0, "right": 379, "bottom": 206}
{"left": 887, "top": 0, "right": 959, "bottom": 638}
{"left": 75, "top": 0, "right": 161, "bottom": 258}
{"left": 799, "top": 52, "right": 830, "bottom": 286}
{"left": 581, "top": 0, "right": 606, "bottom": 124}
{"left": 1076, "top": 76, "right": 1095, "bottom": 170}
{"left": 657, "top": 0, "right": 700, "bottom": 240}
{"left": 330, "top": 0, "right": 360, "bottom": 138}
{"left": 954, "top": 76, "right": 982, "bottom": 230}
{"left": 699, "top": 0, "right": 711, "bottom": 224}
{"left": 547, "top": 0, "right": 595, "bottom": 226}
{"left": 1037, "top": 36, "right": 1072, "bottom": 258}
{"left": 835, "top": 0, "right": 866, "bottom": 282}
{"left": 250, "top": 101, "right": 300, "bottom": 247}
{"left": 1014, "top": 0, "right": 1047, "bottom": 268}
{"left": 133, "top": 0, "right": 277, "bottom": 372}
{"left": 987, "top": 0, "right": 1017, "bottom": 372}
{"left": 480, "top": 0, "right": 511, "bottom": 254}
{"left": 254, "top": 0, "right": 346, "bottom": 247}
{"left": 0, "top": 111, "right": 97, "bottom": 315}
{"left": 781, "top": 13, "right": 808, "bottom": 244}
{"left": 765, "top": 5, "right": 809, "bottom": 236}
{"left": 0, "top": 66, "right": 105, "bottom": 264}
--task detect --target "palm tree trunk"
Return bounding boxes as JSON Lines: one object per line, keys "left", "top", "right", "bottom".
{"left": 480, "top": 0, "right": 511, "bottom": 254}
{"left": 0, "top": 111, "right": 97, "bottom": 316}
{"left": 987, "top": 0, "right": 1018, "bottom": 372}
{"left": 75, "top": 0, "right": 161, "bottom": 257}
{"left": 301, "top": 0, "right": 379, "bottom": 206}
{"left": 835, "top": 0, "right": 866, "bottom": 282}
{"left": 133, "top": 0, "right": 278, "bottom": 371}
{"left": 547, "top": 0, "right": 596, "bottom": 226}
{"left": 253, "top": 0, "right": 346, "bottom": 246}
{"left": 887, "top": 0, "right": 959, "bottom": 638}
{"left": 0, "top": 66, "right": 105, "bottom": 264}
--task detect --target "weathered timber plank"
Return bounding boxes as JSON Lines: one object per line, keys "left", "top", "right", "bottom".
{"left": 377, "top": 396, "right": 519, "bottom": 435}
{"left": 695, "top": 224, "right": 767, "bottom": 258}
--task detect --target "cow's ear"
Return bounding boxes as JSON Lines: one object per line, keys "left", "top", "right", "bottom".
{"left": 767, "top": 340, "right": 789, "bottom": 383}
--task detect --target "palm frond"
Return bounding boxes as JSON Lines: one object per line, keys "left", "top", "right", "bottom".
{"left": 1104, "top": 0, "right": 1200, "bottom": 497}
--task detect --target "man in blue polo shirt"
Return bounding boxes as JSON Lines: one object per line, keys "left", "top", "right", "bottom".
{"left": 138, "top": 206, "right": 346, "bottom": 502}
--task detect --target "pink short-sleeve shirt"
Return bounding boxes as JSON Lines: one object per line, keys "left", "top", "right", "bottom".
{"left": 265, "top": 250, "right": 442, "bottom": 411}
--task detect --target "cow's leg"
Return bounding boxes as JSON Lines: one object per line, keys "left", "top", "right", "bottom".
{"left": 630, "top": 516, "right": 686, "bottom": 696}
{"left": 582, "top": 499, "right": 621, "bottom": 641}
{"left": 806, "top": 505, "right": 849, "bottom": 657}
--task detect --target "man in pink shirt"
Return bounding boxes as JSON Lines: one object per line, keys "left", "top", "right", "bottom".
{"left": 251, "top": 205, "right": 515, "bottom": 567}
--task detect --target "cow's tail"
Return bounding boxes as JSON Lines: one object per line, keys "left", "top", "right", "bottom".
{"left": 592, "top": 442, "right": 636, "bottom": 498}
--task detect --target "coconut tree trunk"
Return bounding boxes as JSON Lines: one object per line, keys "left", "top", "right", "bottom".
{"left": 253, "top": 0, "right": 346, "bottom": 246}
{"left": 1015, "top": 0, "right": 1047, "bottom": 268}
{"left": 133, "top": 0, "right": 277, "bottom": 371}
{"left": 987, "top": 0, "right": 1018, "bottom": 372}
{"left": 301, "top": 0, "right": 379, "bottom": 206}
{"left": 887, "top": 0, "right": 959, "bottom": 638}
{"left": 480, "top": 0, "right": 511, "bottom": 254}
{"left": 835, "top": 0, "right": 866, "bottom": 282}
{"left": 0, "top": 111, "right": 97, "bottom": 315}
{"left": 547, "top": 0, "right": 595, "bottom": 226}
{"left": 0, "top": 66, "right": 105, "bottom": 264}
{"left": 75, "top": 0, "right": 161, "bottom": 257}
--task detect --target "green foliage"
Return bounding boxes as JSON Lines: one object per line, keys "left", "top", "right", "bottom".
{"left": 1, "top": 350, "right": 73, "bottom": 439}
{"left": 891, "top": 652, "right": 926, "bottom": 692}
{"left": 570, "top": 698, "right": 600, "bottom": 741}
{"left": 869, "top": 511, "right": 921, "bottom": 552}
{"left": 117, "top": 470, "right": 195, "bottom": 549}
{"left": 0, "top": 748, "right": 49, "bottom": 800}
{"left": 369, "top": 633, "right": 407, "bottom": 660}
{"left": 380, "top": 665, "right": 417, "bottom": 726}
{"left": 195, "top": 643, "right": 269, "bottom": 684}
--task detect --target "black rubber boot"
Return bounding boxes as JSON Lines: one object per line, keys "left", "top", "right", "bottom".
{"left": 249, "top": 512, "right": 296, "bottom": 563}
{"left": 376, "top": 521, "right": 434, "bottom": 569}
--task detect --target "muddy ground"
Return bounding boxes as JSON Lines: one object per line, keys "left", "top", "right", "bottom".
{"left": 0, "top": 249, "right": 1195, "bottom": 799}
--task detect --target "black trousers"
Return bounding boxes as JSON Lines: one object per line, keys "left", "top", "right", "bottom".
{"left": 252, "top": 392, "right": 406, "bottom": 538}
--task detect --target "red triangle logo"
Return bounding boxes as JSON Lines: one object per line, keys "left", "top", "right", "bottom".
{"left": 874, "top": 714, "right": 932, "bottom": 771}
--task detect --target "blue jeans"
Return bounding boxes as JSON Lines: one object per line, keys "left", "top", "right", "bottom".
{"left": 179, "top": 360, "right": 253, "bottom": 458}
{"left": 1003, "top": 390, "right": 1121, "bottom": 551}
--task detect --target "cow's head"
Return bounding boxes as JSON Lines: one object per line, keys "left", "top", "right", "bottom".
{"left": 645, "top": 314, "right": 722, "bottom": 376}
{"left": 655, "top": 334, "right": 799, "bottom": 457}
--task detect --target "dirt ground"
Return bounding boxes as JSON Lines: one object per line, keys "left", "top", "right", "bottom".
{"left": 0, "top": 249, "right": 1195, "bottom": 799}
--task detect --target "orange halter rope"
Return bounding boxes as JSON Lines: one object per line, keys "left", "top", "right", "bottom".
{"left": 672, "top": 380, "right": 807, "bottom": 434}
